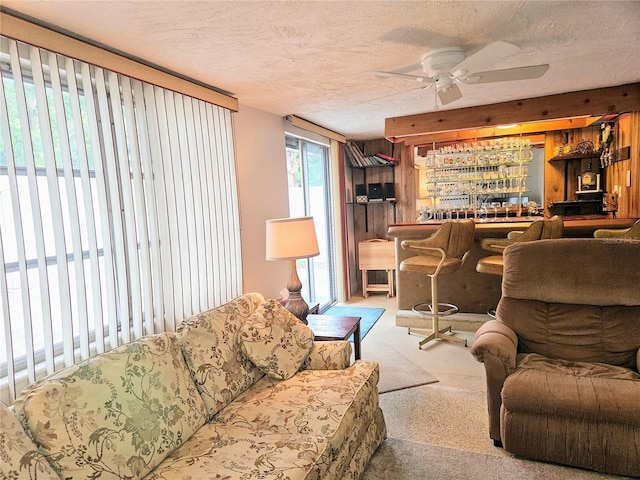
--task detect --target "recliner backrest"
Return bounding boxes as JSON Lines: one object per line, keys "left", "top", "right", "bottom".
{"left": 496, "top": 238, "right": 640, "bottom": 369}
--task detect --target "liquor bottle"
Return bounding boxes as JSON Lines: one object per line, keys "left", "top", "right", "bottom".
{"left": 580, "top": 162, "right": 597, "bottom": 191}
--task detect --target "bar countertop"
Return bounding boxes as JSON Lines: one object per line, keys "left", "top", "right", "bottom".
{"left": 387, "top": 216, "right": 637, "bottom": 239}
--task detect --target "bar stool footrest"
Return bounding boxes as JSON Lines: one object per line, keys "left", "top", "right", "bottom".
{"left": 412, "top": 302, "right": 459, "bottom": 317}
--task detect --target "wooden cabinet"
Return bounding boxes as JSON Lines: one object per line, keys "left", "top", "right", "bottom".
{"left": 547, "top": 152, "right": 605, "bottom": 215}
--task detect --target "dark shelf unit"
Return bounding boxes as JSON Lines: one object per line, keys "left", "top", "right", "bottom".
{"left": 548, "top": 152, "right": 605, "bottom": 216}
{"left": 352, "top": 164, "right": 397, "bottom": 232}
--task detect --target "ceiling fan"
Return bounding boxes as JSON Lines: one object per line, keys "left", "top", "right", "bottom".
{"left": 374, "top": 41, "right": 549, "bottom": 107}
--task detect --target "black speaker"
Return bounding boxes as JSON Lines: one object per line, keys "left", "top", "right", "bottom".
{"left": 384, "top": 182, "right": 395, "bottom": 201}
{"left": 368, "top": 183, "right": 383, "bottom": 201}
{"left": 355, "top": 184, "right": 367, "bottom": 203}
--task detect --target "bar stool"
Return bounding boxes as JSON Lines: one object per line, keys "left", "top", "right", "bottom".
{"left": 476, "top": 215, "right": 564, "bottom": 316}
{"left": 400, "top": 219, "right": 475, "bottom": 348}
{"left": 594, "top": 218, "right": 640, "bottom": 239}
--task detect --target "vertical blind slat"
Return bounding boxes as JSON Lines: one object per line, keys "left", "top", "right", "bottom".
{"left": 213, "top": 107, "right": 232, "bottom": 302}
{"left": 108, "top": 72, "right": 140, "bottom": 343}
{"left": 198, "top": 102, "right": 215, "bottom": 308}
{"left": 173, "top": 94, "right": 195, "bottom": 318}
{"left": 205, "top": 104, "right": 222, "bottom": 306}
{"left": 9, "top": 40, "right": 52, "bottom": 380}
{"left": 94, "top": 68, "right": 127, "bottom": 348}
{"left": 156, "top": 88, "right": 182, "bottom": 327}
{"left": 164, "top": 90, "right": 190, "bottom": 320}
{"left": 0, "top": 227, "right": 17, "bottom": 399}
{"left": 0, "top": 72, "right": 19, "bottom": 397}
{"left": 81, "top": 64, "right": 114, "bottom": 354}
{"left": 67, "top": 58, "right": 105, "bottom": 354}
{"left": 144, "top": 84, "right": 173, "bottom": 331}
{"left": 191, "top": 100, "right": 208, "bottom": 312}
{"left": 47, "top": 52, "right": 91, "bottom": 360}
{"left": 183, "top": 97, "right": 202, "bottom": 313}
{"left": 120, "top": 75, "right": 148, "bottom": 339}
{"left": 132, "top": 80, "right": 162, "bottom": 335}
{"left": 223, "top": 108, "right": 242, "bottom": 298}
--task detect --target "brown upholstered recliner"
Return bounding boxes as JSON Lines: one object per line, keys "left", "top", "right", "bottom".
{"left": 471, "top": 238, "right": 640, "bottom": 477}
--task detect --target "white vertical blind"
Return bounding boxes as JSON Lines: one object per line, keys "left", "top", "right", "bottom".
{"left": 0, "top": 37, "right": 243, "bottom": 404}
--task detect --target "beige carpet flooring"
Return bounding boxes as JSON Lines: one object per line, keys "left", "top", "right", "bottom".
{"left": 362, "top": 438, "right": 629, "bottom": 480}
{"left": 364, "top": 340, "right": 438, "bottom": 393}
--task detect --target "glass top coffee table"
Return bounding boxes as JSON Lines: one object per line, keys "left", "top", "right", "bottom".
{"left": 306, "top": 314, "right": 361, "bottom": 360}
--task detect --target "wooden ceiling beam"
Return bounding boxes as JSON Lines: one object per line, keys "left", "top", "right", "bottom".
{"left": 385, "top": 83, "right": 640, "bottom": 142}
{"left": 403, "top": 116, "right": 597, "bottom": 146}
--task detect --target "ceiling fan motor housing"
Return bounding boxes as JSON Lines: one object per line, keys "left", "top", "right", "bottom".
{"left": 421, "top": 47, "right": 466, "bottom": 78}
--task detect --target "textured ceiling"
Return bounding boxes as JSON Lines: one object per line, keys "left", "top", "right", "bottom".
{"left": 3, "top": 1, "right": 640, "bottom": 140}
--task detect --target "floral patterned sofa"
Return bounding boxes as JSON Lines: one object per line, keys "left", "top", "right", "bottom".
{"left": 1, "top": 293, "right": 386, "bottom": 479}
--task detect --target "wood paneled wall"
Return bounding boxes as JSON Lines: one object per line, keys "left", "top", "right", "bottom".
{"left": 544, "top": 112, "right": 639, "bottom": 218}
{"left": 608, "top": 112, "right": 639, "bottom": 217}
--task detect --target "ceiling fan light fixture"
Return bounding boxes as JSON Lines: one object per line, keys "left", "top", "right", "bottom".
{"left": 435, "top": 75, "right": 453, "bottom": 90}
{"left": 421, "top": 47, "right": 466, "bottom": 77}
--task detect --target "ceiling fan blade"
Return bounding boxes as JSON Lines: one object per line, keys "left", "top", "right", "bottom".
{"left": 367, "top": 84, "right": 430, "bottom": 103}
{"left": 453, "top": 40, "right": 521, "bottom": 74}
{"left": 461, "top": 64, "right": 550, "bottom": 84}
{"left": 438, "top": 83, "right": 463, "bottom": 105}
{"left": 372, "top": 71, "right": 434, "bottom": 83}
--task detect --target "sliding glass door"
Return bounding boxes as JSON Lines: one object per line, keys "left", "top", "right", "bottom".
{"left": 285, "top": 136, "right": 336, "bottom": 310}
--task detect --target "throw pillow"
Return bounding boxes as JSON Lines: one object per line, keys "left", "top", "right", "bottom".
{"left": 240, "top": 299, "right": 314, "bottom": 380}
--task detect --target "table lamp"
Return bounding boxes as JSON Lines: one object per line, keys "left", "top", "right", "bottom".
{"left": 265, "top": 216, "right": 319, "bottom": 323}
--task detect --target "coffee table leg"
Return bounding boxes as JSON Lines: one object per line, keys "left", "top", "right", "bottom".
{"left": 354, "top": 323, "right": 361, "bottom": 360}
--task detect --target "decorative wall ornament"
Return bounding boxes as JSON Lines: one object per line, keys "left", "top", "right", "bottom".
{"left": 600, "top": 122, "right": 615, "bottom": 167}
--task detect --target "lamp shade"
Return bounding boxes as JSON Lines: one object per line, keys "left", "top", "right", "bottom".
{"left": 266, "top": 217, "right": 320, "bottom": 260}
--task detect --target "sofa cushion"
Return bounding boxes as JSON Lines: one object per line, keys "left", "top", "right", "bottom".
{"left": 177, "top": 292, "right": 266, "bottom": 417}
{"left": 146, "top": 423, "right": 331, "bottom": 480}
{"left": 213, "top": 361, "right": 380, "bottom": 456}
{"left": 0, "top": 402, "right": 61, "bottom": 479}
{"left": 501, "top": 353, "right": 640, "bottom": 475}
{"left": 503, "top": 353, "right": 640, "bottom": 424}
{"left": 240, "top": 299, "right": 314, "bottom": 380}
{"left": 13, "top": 333, "right": 207, "bottom": 480}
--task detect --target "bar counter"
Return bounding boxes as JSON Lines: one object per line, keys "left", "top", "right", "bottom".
{"left": 387, "top": 216, "right": 637, "bottom": 314}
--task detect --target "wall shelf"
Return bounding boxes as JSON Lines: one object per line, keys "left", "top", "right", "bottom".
{"left": 352, "top": 164, "right": 396, "bottom": 232}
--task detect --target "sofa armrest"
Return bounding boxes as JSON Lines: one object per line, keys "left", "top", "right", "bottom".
{"left": 637, "top": 349, "right": 640, "bottom": 373}
{"left": 302, "top": 341, "right": 352, "bottom": 371}
{"left": 470, "top": 320, "right": 518, "bottom": 443}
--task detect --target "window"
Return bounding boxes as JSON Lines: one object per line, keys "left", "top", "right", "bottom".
{"left": 0, "top": 37, "right": 242, "bottom": 404}
{"left": 285, "top": 135, "right": 336, "bottom": 310}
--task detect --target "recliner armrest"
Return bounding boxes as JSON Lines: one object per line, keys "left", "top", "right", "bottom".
{"left": 470, "top": 320, "right": 519, "bottom": 443}
{"left": 302, "top": 341, "right": 352, "bottom": 371}
{"left": 470, "top": 320, "right": 518, "bottom": 372}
